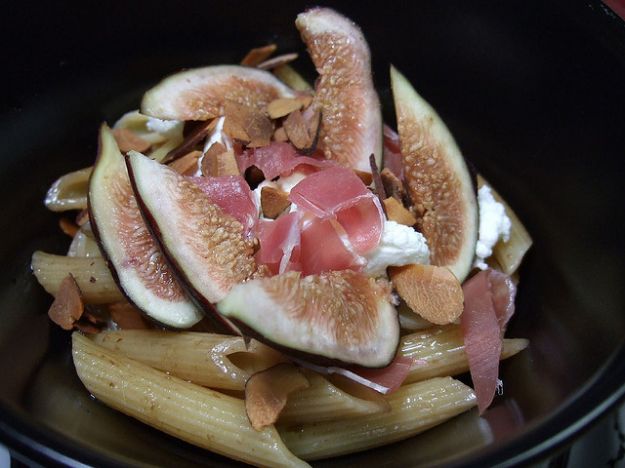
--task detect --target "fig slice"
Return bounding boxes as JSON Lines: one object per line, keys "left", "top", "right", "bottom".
{"left": 391, "top": 66, "right": 478, "bottom": 282}
{"left": 296, "top": 7, "right": 382, "bottom": 172}
{"left": 217, "top": 270, "right": 400, "bottom": 368}
{"left": 141, "top": 65, "right": 297, "bottom": 121}
{"left": 88, "top": 125, "right": 202, "bottom": 328}
{"left": 126, "top": 151, "right": 256, "bottom": 330}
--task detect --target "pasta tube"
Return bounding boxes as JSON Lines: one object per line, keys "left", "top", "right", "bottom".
{"left": 401, "top": 326, "right": 528, "bottom": 384}
{"left": 32, "top": 251, "right": 123, "bottom": 304}
{"left": 93, "top": 330, "right": 250, "bottom": 390}
{"left": 72, "top": 333, "right": 308, "bottom": 468}
{"left": 279, "top": 377, "right": 476, "bottom": 460}
{"left": 44, "top": 167, "right": 92, "bottom": 212}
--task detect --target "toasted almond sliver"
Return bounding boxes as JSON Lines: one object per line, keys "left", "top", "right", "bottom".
{"left": 163, "top": 120, "right": 214, "bottom": 164}
{"left": 245, "top": 112, "right": 274, "bottom": 148}
{"left": 48, "top": 274, "right": 84, "bottom": 330}
{"left": 267, "top": 97, "right": 305, "bottom": 119}
{"left": 59, "top": 218, "right": 79, "bottom": 237}
{"left": 169, "top": 150, "right": 202, "bottom": 175}
{"left": 75, "top": 209, "right": 89, "bottom": 227}
{"left": 202, "top": 147, "right": 240, "bottom": 177}
{"left": 283, "top": 108, "right": 321, "bottom": 152}
{"left": 389, "top": 264, "right": 464, "bottom": 325}
{"left": 245, "top": 363, "right": 309, "bottom": 431}
{"left": 108, "top": 302, "right": 151, "bottom": 330}
{"left": 241, "top": 44, "right": 277, "bottom": 67}
{"left": 273, "top": 126, "right": 288, "bottom": 142}
{"left": 383, "top": 197, "right": 417, "bottom": 226}
{"left": 261, "top": 186, "right": 291, "bottom": 219}
{"left": 354, "top": 170, "right": 373, "bottom": 186}
{"left": 112, "top": 128, "right": 151, "bottom": 153}
{"left": 381, "top": 168, "right": 407, "bottom": 202}
{"left": 257, "top": 53, "right": 299, "bottom": 70}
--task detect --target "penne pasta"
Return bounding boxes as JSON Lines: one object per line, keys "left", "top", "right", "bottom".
{"left": 272, "top": 64, "right": 312, "bottom": 92}
{"left": 278, "top": 376, "right": 476, "bottom": 460}
{"left": 44, "top": 167, "right": 92, "bottom": 212}
{"left": 31, "top": 251, "right": 123, "bottom": 304}
{"left": 401, "top": 325, "right": 528, "bottom": 384}
{"left": 279, "top": 370, "right": 390, "bottom": 424}
{"left": 147, "top": 133, "right": 184, "bottom": 163}
{"left": 67, "top": 229, "right": 101, "bottom": 257}
{"left": 72, "top": 333, "right": 308, "bottom": 468}
{"left": 93, "top": 330, "right": 250, "bottom": 390}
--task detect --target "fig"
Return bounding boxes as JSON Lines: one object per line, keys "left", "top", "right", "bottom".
{"left": 217, "top": 271, "right": 400, "bottom": 368}
{"left": 88, "top": 125, "right": 202, "bottom": 328}
{"left": 126, "top": 151, "right": 256, "bottom": 330}
{"left": 391, "top": 66, "right": 478, "bottom": 282}
{"left": 141, "top": 65, "right": 297, "bottom": 121}
{"left": 296, "top": 7, "right": 382, "bottom": 172}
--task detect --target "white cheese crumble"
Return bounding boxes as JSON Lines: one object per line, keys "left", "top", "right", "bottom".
{"left": 474, "top": 185, "right": 511, "bottom": 270}
{"left": 146, "top": 117, "right": 182, "bottom": 136}
{"left": 364, "top": 220, "right": 430, "bottom": 277}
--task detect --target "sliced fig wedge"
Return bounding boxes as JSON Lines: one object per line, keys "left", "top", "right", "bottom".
{"left": 217, "top": 271, "right": 400, "bottom": 368}
{"left": 126, "top": 151, "right": 256, "bottom": 330}
{"left": 391, "top": 66, "right": 478, "bottom": 282}
{"left": 296, "top": 7, "right": 382, "bottom": 172}
{"left": 141, "top": 65, "right": 297, "bottom": 121}
{"left": 88, "top": 125, "right": 202, "bottom": 328}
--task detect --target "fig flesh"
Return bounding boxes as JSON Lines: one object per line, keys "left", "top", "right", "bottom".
{"left": 88, "top": 125, "right": 202, "bottom": 328}
{"left": 217, "top": 271, "right": 400, "bottom": 368}
{"left": 126, "top": 151, "right": 256, "bottom": 330}
{"left": 391, "top": 66, "right": 478, "bottom": 282}
{"left": 296, "top": 8, "right": 382, "bottom": 172}
{"left": 141, "top": 65, "right": 297, "bottom": 121}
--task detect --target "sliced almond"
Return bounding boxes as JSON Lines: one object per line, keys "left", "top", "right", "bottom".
{"left": 241, "top": 44, "right": 277, "bottom": 67}
{"left": 261, "top": 186, "right": 291, "bottom": 219}
{"left": 201, "top": 145, "right": 240, "bottom": 177}
{"left": 108, "top": 302, "right": 151, "bottom": 330}
{"left": 48, "top": 274, "right": 84, "bottom": 330}
{"left": 245, "top": 112, "right": 273, "bottom": 148}
{"left": 267, "top": 97, "right": 305, "bottom": 119}
{"left": 169, "top": 150, "right": 201, "bottom": 175}
{"left": 163, "top": 119, "right": 214, "bottom": 164}
{"left": 381, "top": 168, "right": 407, "bottom": 202}
{"left": 112, "top": 128, "right": 151, "bottom": 153}
{"left": 257, "top": 53, "right": 299, "bottom": 70}
{"left": 223, "top": 100, "right": 273, "bottom": 146}
{"left": 59, "top": 218, "right": 79, "bottom": 237}
{"left": 283, "top": 108, "right": 321, "bottom": 152}
{"left": 383, "top": 197, "right": 417, "bottom": 226}
{"left": 245, "top": 363, "right": 309, "bottom": 430}
{"left": 273, "top": 126, "right": 288, "bottom": 142}
{"left": 75, "top": 209, "right": 89, "bottom": 226}
{"left": 389, "top": 264, "right": 464, "bottom": 325}
{"left": 354, "top": 169, "right": 373, "bottom": 186}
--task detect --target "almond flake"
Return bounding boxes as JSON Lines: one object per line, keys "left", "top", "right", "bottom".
{"left": 164, "top": 120, "right": 214, "bottom": 164}
{"left": 257, "top": 53, "right": 299, "bottom": 70}
{"left": 245, "top": 363, "right": 309, "bottom": 431}
{"left": 241, "top": 44, "right": 277, "bottom": 67}
{"left": 273, "top": 126, "right": 288, "bottom": 142}
{"left": 112, "top": 128, "right": 151, "bottom": 153}
{"left": 48, "top": 274, "right": 84, "bottom": 330}
{"left": 59, "top": 218, "right": 79, "bottom": 237}
{"left": 202, "top": 144, "right": 240, "bottom": 177}
{"left": 267, "top": 98, "right": 305, "bottom": 119}
{"left": 389, "top": 264, "right": 464, "bottom": 325}
{"left": 283, "top": 108, "right": 321, "bottom": 152}
{"left": 381, "top": 168, "right": 407, "bottom": 203}
{"left": 169, "top": 150, "right": 201, "bottom": 175}
{"left": 261, "top": 186, "right": 291, "bottom": 219}
{"left": 75, "top": 209, "right": 89, "bottom": 226}
{"left": 108, "top": 302, "right": 151, "bottom": 330}
{"left": 354, "top": 170, "right": 373, "bottom": 186}
{"left": 245, "top": 112, "right": 273, "bottom": 148}
{"left": 383, "top": 197, "right": 417, "bottom": 226}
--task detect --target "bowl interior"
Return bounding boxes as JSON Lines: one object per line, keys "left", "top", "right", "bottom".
{"left": 1, "top": 1, "right": 625, "bottom": 466}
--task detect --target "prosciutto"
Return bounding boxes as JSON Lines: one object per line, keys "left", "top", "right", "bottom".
{"left": 289, "top": 166, "right": 384, "bottom": 254}
{"left": 238, "top": 142, "right": 334, "bottom": 180}
{"left": 188, "top": 175, "right": 257, "bottom": 237}
{"left": 461, "top": 269, "right": 517, "bottom": 414}
{"left": 255, "top": 212, "right": 301, "bottom": 275}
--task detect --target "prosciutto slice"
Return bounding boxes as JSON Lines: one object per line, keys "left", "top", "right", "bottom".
{"left": 188, "top": 175, "right": 257, "bottom": 237}
{"left": 238, "top": 142, "right": 334, "bottom": 180}
{"left": 461, "top": 268, "right": 517, "bottom": 414}
{"left": 289, "top": 166, "right": 384, "bottom": 254}
{"left": 255, "top": 212, "right": 301, "bottom": 275}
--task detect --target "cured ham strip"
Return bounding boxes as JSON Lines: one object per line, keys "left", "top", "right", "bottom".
{"left": 255, "top": 212, "right": 301, "bottom": 275}
{"left": 238, "top": 142, "right": 333, "bottom": 180}
{"left": 461, "top": 269, "right": 517, "bottom": 413}
{"left": 290, "top": 166, "right": 384, "bottom": 254}
{"left": 188, "top": 176, "right": 257, "bottom": 237}
{"left": 299, "top": 218, "right": 365, "bottom": 275}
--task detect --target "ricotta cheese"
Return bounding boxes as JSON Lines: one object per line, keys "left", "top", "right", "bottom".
{"left": 474, "top": 185, "right": 511, "bottom": 270}
{"left": 364, "top": 220, "right": 430, "bottom": 277}
{"left": 145, "top": 117, "right": 182, "bottom": 136}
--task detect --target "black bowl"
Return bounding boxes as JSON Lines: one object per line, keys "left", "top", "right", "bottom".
{"left": 1, "top": 1, "right": 625, "bottom": 466}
